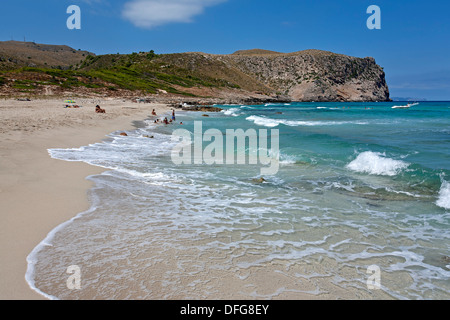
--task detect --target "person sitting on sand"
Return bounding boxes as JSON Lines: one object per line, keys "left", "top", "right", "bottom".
{"left": 95, "top": 105, "right": 106, "bottom": 113}
{"left": 152, "top": 109, "right": 157, "bottom": 116}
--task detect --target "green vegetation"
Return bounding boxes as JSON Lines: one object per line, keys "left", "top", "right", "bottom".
{"left": 147, "top": 50, "right": 157, "bottom": 60}
{"left": 12, "top": 79, "right": 36, "bottom": 90}
{"left": 0, "top": 49, "right": 246, "bottom": 96}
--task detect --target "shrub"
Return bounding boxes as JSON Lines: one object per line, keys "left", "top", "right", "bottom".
{"left": 147, "top": 50, "right": 157, "bottom": 60}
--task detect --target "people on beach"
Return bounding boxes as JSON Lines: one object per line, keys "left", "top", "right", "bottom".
{"left": 95, "top": 105, "right": 106, "bottom": 113}
{"left": 152, "top": 109, "right": 157, "bottom": 116}
{"left": 152, "top": 116, "right": 184, "bottom": 125}
{"left": 172, "top": 109, "right": 176, "bottom": 121}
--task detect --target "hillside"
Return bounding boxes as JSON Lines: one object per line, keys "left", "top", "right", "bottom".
{"left": 0, "top": 41, "right": 93, "bottom": 70}
{"left": 232, "top": 49, "right": 283, "bottom": 56}
{"left": 0, "top": 41, "right": 390, "bottom": 102}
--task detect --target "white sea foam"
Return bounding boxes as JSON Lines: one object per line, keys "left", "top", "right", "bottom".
{"left": 279, "top": 158, "right": 297, "bottom": 165}
{"left": 246, "top": 115, "right": 281, "bottom": 127}
{"left": 246, "top": 115, "right": 369, "bottom": 128}
{"left": 346, "top": 151, "right": 410, "bottom": 176}
{"left": 436, "top": 180, "right": 450, "bottom": 209}
{"left": 222, "top": 108, "right": 241, "bottom": 117}
{"left": 277, "top": 152, "right": 300, "bottom": 165}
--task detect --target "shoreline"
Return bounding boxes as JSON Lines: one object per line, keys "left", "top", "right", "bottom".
{"left": 0, "top": 98, "right": 171, "bottom": 299}
{"left": 6, "top": 99, "right": 441, "bottom": 300}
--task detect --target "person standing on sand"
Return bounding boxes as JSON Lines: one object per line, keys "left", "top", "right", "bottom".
{"left": 172, "top": 109, "right": 176, "bottom": 121}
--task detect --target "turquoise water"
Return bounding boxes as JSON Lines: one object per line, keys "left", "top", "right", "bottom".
{"left": 28, "top": 102, "right": 449, "bottom": 300}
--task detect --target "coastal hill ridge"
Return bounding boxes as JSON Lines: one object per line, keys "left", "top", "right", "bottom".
{"left": 0, "top": 41, "right": 390, "bottom": 103}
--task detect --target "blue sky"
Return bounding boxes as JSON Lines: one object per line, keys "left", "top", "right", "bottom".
{"left": 1, "top": 0, "right": 449, "bottom": 100}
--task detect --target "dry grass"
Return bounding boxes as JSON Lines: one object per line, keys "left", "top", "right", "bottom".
{"left": 0, "top": 41, "right": 93, "bottom": 70}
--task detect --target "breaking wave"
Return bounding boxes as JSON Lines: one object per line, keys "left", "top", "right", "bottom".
{"left": 246, "top": 115, "right": 369, "bottom": 127}
{"left": 436, "top": 179, "right": 450, "bottom": 209}
{"left": 346, "top": 151, "right": 410, "bottom": 176}
{"left": 221, "top": 108, "right": 241, "bottom": 117}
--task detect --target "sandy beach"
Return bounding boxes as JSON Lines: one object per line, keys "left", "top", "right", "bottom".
{"left": 3, "top": 97, "right": 447, "bottom": 301}
{"left": 0, "top": 97, "right": 171, "bottom": 299}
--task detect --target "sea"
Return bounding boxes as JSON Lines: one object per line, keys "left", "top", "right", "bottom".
{"left": 26, "top": 102, "right": 450, "bottom": 300}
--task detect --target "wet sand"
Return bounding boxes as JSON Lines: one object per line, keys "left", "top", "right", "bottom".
{"left": 0, "top": 98, "right": 171, "bottom": 299}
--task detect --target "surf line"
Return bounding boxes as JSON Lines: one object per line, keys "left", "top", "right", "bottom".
{"left": 171, "top": 121, "right": 280, "bottom": 175}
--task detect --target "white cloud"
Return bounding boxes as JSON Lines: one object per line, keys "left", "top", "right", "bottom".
{"left": 122, "top": 0, "right": 226, "bottom": 28}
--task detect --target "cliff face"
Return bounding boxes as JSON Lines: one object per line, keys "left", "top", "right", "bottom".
{"left": 159, "top": 49, "right": 390, "bottom": 102}
{"left": 223, "top": 50, "right": 390, "bottom": 102}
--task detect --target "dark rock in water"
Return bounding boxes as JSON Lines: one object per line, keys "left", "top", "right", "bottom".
{"left": 366, "top": 202, "right": 382, "bottom": 208}
{"left": 181, "top": 105, "right": 223, "bottom": 112}
{"left": 422, "top": 254, "right": 450, "bottom": 271}
{"left": 252, "top": 177, "right": 266, "bottom": 184}
{"left": 240, "top": 96, "right": 292, "bottom": 104}
{"left": 143, "top": 135, "right": 154, "bottom": 138}
{"left": 202, "top": 114, "right": 209, "bottom": 117}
